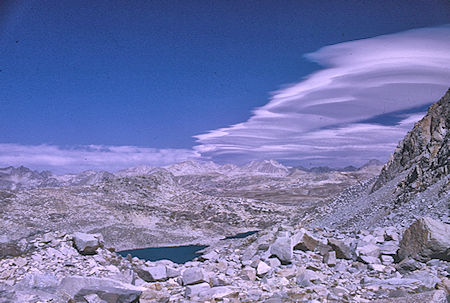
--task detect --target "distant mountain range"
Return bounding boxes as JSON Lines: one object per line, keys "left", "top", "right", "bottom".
{"left": 0, "top": 159, "right": 384, "bottom": 190}
{"left": 0, "top": 166, "right": 114, "bottom": 190}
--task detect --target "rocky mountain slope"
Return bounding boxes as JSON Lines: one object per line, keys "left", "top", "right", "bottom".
{"left": 309, "top": 89, "right": 450, "bottom": 233}
{"left": 372, "top": 89, "right": 449, "bottom": 201}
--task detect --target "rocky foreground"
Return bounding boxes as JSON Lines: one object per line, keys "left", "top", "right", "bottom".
{"left": 0, "top": 216, "right": 449, "bottom": 302}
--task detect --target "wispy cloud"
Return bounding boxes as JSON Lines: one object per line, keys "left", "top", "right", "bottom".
{"left": 194, "top": 25, "right": 450, "bottom": 167}
{"left": 0, "top": 144, "right": 199, "bottom": 174}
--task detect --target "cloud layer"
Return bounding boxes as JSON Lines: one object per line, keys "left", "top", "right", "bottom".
{"left": 194, "top": 25, "right": 450, "bottom": 167}
{"left": 0, "top": 144, "right": 199, "bottom": 174}
{"left": 3, "top": 26, "right": 449, "bottom": 173}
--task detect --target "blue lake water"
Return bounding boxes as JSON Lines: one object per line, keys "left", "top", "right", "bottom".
{"left": 117, "top": 245, "right": 208, "bottom": 264}
{"left": 118, "top": 231, "right": 258, "bottom": 264}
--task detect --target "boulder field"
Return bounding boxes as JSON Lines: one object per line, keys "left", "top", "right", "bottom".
{"left": 0, "top": 216, "right": 449, "bottom": 302}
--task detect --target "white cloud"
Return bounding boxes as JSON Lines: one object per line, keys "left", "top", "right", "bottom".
{"left": 194, "top": 25, "right": 450, "bottom": 167}
{"left": 0, "top": 144, "right": 199, "bottom": 174}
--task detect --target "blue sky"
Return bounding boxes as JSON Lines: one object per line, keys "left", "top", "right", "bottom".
{"left": 0, "top": 1, "right": 449, "bottom": 172}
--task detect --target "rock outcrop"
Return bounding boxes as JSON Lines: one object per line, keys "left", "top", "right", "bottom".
{"left": 372, "top": 89, "right": 449, "bottom": 200}
{"left": 399, "top": 217, "right": 450, "bottom": 262}
{"left": 59, "top": 276, "right": 143, "bottom": 303}
{"left": 73, "top": 232, "right": 104, "bottom": 255}
{"left": 269, "top": 236, "right": 293, "bottom": 264}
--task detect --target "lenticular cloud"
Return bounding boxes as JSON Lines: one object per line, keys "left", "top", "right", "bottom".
{"left": 194, "top": 25, "right": 450, "bottom": 167}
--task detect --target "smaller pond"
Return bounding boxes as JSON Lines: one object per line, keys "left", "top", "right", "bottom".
{"left": 118, "top": 245, "right": 208, "bottom": 264}
{"left": 222, "top": 230, "right": 259, "bottom": 240}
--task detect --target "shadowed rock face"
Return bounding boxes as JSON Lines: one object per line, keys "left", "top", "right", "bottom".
{"left": 372, "top": 89, "right": 449, "bottom": 200}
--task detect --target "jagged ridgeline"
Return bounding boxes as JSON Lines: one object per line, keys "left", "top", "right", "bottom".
{"left": 372, "top": 88, "right": 449, "bottom": 200}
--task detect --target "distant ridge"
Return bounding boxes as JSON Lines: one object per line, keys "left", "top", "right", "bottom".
{"left": 0, "top": 166, "right": 113, "bottom": 190}
{"left": 116, "top": 165, "right": 155, "bottom": 177}
{"left": 0, "top": 158, "right": 382, "bottom": 190}
{"left": 242, "top": 160, "right": 289, "bottom": 176}
{"left": 293, "top": 159, "right": 383, "bottom": 173}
